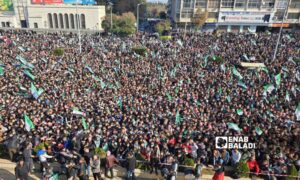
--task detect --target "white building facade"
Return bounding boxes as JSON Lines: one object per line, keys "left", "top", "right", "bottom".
{"left": 0, "top": 0, "right": 106, "bottom": 30}
{"left": 168, "top": 0, "right": 300, "bottom": 32}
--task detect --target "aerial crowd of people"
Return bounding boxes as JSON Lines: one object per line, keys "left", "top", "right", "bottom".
{"left": 0, "top": 29, "right": 299, "bottom": 180}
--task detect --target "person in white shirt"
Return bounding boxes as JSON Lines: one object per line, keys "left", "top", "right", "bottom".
{"left": 231, "top": 149, "right": 241, "bottom": 166}
{"left": 38, "top": 147, "right": 53, "bottom": 173}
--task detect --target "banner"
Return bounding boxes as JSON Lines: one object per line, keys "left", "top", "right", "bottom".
{"left": 218, "top": 12, "right": 273, "bottom": 23}
{"left": 64, "top": 0, "right": 95, "bottom": 4}
{"left": 31, "top": 0, "right": 63, "bottom": 4}
{"left": 0, "top": 0, "right": 13, "bottom": 11}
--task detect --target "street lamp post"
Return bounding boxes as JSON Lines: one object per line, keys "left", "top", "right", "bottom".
{"left": 108, "top": 2, "right": 113, "bottom": 31}
{"left": 75, "top": 0, "right": 82, "bottom": 53}
{"left": 137, "top": 3, "right": 144, "bottom": 33}
{"left": 272, "top": 0, "right": 291, "bottom": 62}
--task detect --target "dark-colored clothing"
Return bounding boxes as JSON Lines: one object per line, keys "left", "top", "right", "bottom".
{"left": 126, "top": 156, "right": 136, "bottom": 171}
{"left": 15, "top": 164, "right": 29, "bottom": 180}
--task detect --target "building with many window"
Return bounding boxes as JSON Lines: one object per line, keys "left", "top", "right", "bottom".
{"left": 168, "top": 0, "right": 300, "bottom": 32}
{"left": 0, "top": 0, "right": 105, "bottom": 30}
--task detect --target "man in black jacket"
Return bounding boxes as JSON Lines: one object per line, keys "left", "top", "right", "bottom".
{"left": 7, "top": 133, "right": 19, "bottom": 161}
{"left": 126, "top": 152, "right": 136, "bottom": 180}
{"left": 15, "top": 158, "right": 29, "bottom": 180}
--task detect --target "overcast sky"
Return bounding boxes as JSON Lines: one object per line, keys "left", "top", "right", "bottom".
{"left": 147, "top": 0, "right": 168, "bottom": 3}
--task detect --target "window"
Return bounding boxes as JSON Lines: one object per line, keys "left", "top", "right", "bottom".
{"left": 287, "top": 13, "right": 300, "bottom": 19}
{"left": 235, "top": 0, "right": 246, "bottom": 8}
{"left": 34, "top": 23, "right": 38, "bottom": 28}
{"left": 64, "top": 14, "right": 69, "bottom": 29}
{"left": 222, "top": 0, "right": 234, "bottom": 8}
{"left": 6, "top": 22, "right": 10, "bottom": 27}
{"left": 274, "top": 10, "right": 285, "bottom": 20}
{"left": 208, "top": 0, "right": 220, "bottom": 8}
{"left": 81, "top": 14, "right": 86, "bottom": 29}
{"left": 1, "top": 22, "right": 5, "bottom": 27}
{"left": 248, "top": 0, "right": 260, "bottom": 9}
{"left": 261, "top": 0, "right": 275, "bottom": 8}
{"left": 195, "top": 0, "right": 206, "bottom": 8}
{"left": 54, "top": 13, "right": 58, "bottom": 28}
{"left": 59, "top": 13, "right": 64, "bottom": 29}
{"left": 183, "top": 0, "right": 193, "bottom": 8}
{"left": 208, "top": 12, "right": 218, "bottom": 18}
{"left": 48, "top": 13, "right": 53, "bottom": 28}
{"left": 276, "top": 0, "right": 287, "bottom": 9}
{"left": 290, "top": 0, "right": 300, "bottom": 8}
{"left": 70, "top": 14, "right": 75, "bottom": 29}
{"left": 181, "top": 12, "right": 192, "bottom": 18}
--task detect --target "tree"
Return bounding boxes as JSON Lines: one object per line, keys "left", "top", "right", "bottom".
{"left": 192, "top": 8, "right": 208, "bottom": 30}
{"left": 102, "top": 12, "right": 136, "bottom": 36}
{"left": 159, "top": 11, "right": 167, "bottom": 19}
{"left": 155, "top": 20, "right": 171, "bottom": 35}
{"left": 114, "top": 0, "right": 146, "bottom": 18}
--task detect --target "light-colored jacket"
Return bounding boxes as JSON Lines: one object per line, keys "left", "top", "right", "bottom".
{"left": 39, "top": 152, "right": 53, "bottom": 162}
{"left": 91, "top": 159, "right": 101, "bottom": 173}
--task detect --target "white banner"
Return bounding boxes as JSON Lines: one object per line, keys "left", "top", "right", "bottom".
{"left": 218, "top": 12, "right": 274, "bottom": 23}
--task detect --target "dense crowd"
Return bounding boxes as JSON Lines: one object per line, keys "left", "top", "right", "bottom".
{"left": 0, "top": 30, "right": 299, "bottom": 180}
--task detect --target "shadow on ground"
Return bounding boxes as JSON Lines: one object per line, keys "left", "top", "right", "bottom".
{"left": 0, "top": 169, "right": 36, "bottom": 180}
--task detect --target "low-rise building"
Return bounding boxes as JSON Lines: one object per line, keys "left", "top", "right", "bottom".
{"left": 0, "top": 0, "right": 105, "bottom": 30}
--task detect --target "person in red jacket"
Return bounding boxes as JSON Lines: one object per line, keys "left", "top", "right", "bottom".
{"left": 213, "top": 159, "right": 225, "bottom": 180}
{"left": 247, "top": 155, "right": 260, "bottom": 177}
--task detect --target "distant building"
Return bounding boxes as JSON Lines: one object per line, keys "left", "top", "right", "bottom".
{"left": 0, "top": 0, "right": 105, "bottom": 30}
{"left": 167, "top": 0, "right": 300, "bottom": 32}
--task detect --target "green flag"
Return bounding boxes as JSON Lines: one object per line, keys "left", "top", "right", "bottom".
{"left": 175, "top": 110, "right": 181, "bottom": 124}
{"left": 82, "top": 118, "right": 88, "bottom": 130}
{"left": 30, "top": 83, "right": 44, "bottom": 99}
{"left": 100, "top": 79, "right": 106, "bottom": 89}
{"left": 238, "top": 81, "right": 247, "bottom": 89}
{"left": 166, "top": 92, "right": 172, "bottom": 101}
{"left": 49, "top": 174, "right": 58, "bottom": 180}
{"left": 275, "top": 73, "right": 281, "bottom": 87}
{"left": 218, "top": 87, "right": 222, "bottom": 95}
{"left": 232, "top": 66, "right": 243, "bottom": 80}
{"left": 24, "top": 70, "right": 35, "bottom": 80}
{"left": 296, "top": 103, "right": 300, "bottom": 121}
{"left": 263, "top": 84, "right": 275, "bottom": 96}
{"left": 72, "top": 108, "right": 85, "bottom": 116}
{"left": 0, "top": 66, "right": 4, "bottom": 76}
{"left": 236, "top": 109, "right": 243, "bottom": 116}
{"left": 227, "top": 122, "right": 241, "bottom": 132}
{"left": 285, "top": 91, "right": 290, "bottom": 102}
{"left": 24, "top": 114, "right": 35, "bottom": 131}
{"left": 118, "top": 96, "right": 122, "bottom": 109}
{"left": 226, "top": 96, "right": 231, "bottom": 103}
{"left": 255, "top": 127, "right": 263, "bottom": 135}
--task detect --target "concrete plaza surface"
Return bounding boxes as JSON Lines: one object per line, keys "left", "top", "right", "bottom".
{"left": 0, "top": 158, "right": 255, "bottom": 180}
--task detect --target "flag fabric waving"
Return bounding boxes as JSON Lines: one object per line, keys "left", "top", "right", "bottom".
{"left": 232, "top": 66, "right": 243, "bottom": 80}
{"left": 296, "top": 103, "right": 300, "bottom": 121}
{"left": 24, "top": 114, "right": 35, "bottom": 131}
{"left": 275, "top": 73, "right": 281, "bottom": 87}
{"left": 227, "top": 122, "right": 241, "bottom": 132}
{"left": 0, "top": 66, "right": 4, "bottom": 76}
{"left": 175, "top": 110, "right": 181, "bottom": 124}
{"left": 72, "top": 108, "right": 85, "bottom": 116}
{"left": 82, "top": 118, "right": 88, "bottom": 130}
{"left": 30, "top": 83, "right": 44, "bottom": 99}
